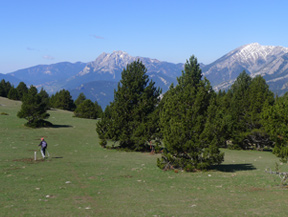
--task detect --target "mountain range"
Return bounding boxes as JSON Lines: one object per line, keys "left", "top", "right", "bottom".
{"left": 2, "top": 43, "right": 288, "bottom": 109}
{"left": 204, "top": 43, "right": 288, "bottom": 93}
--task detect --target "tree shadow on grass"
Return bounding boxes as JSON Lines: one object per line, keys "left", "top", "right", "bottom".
{"left": 49, "top": 124, "right": 73, "bottom": 128}
{"left": 209, "top": 163, "right": 256, "bottom": 172}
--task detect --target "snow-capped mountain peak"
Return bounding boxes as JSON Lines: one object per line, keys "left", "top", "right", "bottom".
{"left": 203, "top": 43, "right": 288, "bottom": 86}
{"left": 232, "top": 43, "right": 288, "bottom": 64}
{"left": 202, "top": 43, "right": 288, "bottom": 95}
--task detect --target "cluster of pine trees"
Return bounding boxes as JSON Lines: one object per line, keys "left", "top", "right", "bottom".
{"left": 0, "top": 79, "right": 102, "bottom": 127}
{"left": 97, "top": 56, "right": 288, "bottom": 171}
{"left": 0, "top": 80, "right": 29, "bottom": 101}
{"left": 2, "top": 54, "right": 288, "bottom": 170}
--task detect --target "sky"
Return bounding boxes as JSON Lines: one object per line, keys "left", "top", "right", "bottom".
{"left": 1, "top": 0, "right": 288, "bottom": 74}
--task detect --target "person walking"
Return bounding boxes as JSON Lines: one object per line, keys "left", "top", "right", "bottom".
{"left": 39, "top": 138, "right": 48, "bottom": 158}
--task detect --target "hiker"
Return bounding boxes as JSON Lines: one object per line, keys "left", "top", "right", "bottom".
{"left": 38, "top": 138, "right": 48, "bottom": 158}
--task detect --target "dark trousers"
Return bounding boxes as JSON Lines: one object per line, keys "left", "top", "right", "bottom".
{"left": 41, "top": 147, "right": 46, "bottom": 157}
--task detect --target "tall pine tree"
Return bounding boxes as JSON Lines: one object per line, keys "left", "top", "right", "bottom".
{"left": 16, "top": 82, "right": 28, "bottom": 100}
{"left": 17, "top": 86, "right": 50, "bottom": 127}
{"left": 0, "top": 79, "right": 12, "bottom": 97}
{"left": 96, "top": 60, "right": 161, "bottom": 151}
{"left": 50, "top": 89, "right": 75, "bottom": 111}
{"left": 262, "top": 94, "right": 288, "bottom": 161}
{"left": 158, "top": 56, "right": 224, "bottom": 171}
{"left": 228, "top": 72, "right": 274, "bottom": 149}
{"left": 74, "top": 99, "right": 102, "bottom": 119}
{"left": 75, "top": 93, "right": 86, "bottom": 107}
{"left": 7, "top": 86, "right": 19, "bottom": 100}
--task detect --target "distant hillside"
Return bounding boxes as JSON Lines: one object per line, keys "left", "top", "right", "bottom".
{"left": 5, "top": 51, "right": 184, "bottom": 108}
{"left": 4, "top": 43, "right": 288, "bottom": 108}
{"left": 9, "top": 62, "right": 87, "bottom": 86}
{"left": 70, "top": 80, "right": 118, "bottom": 109}
{"left": 0, "top": 73, "right": 21, "bottom": 86}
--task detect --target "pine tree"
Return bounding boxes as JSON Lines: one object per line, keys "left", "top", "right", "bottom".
{"left": 230, "top": 71, "right": 252, "bottom": 131}
{"left": 7, "top": 86, "right": 19, "bottom": 100}
{"left": 201, "top": 93, "right": 232, "bottom": 149}
{"left": 262, "top": 94, "right": 288, "bottom": 161}
{"left": 0, "top": 79, "right": 12, "bottom": 97}
{"left": 75, "top": 93, "right": 86, "bottom": 107}
{"left": 94, "top": 101, "right": 103, "bottom": 117}
{"left": 50, "top": 89, "right": 75, "bottom": 111}
{"left": 246, "top": 76, "right": 274, "bottom": 128}
{"left": 241, "top": 75, "right": 275, "bottom": 150}
{"left": 158, "top": 56, "right": 224, "bottom": 171}
{"left": 96, "top": 105, "right": 113, "bottom": 147}
{"left": 38, "top": 88, "right": 50, "bottom": 110}
{"left": 74, "top": 99, "right": 102, "bottom": 119}
{"left": 0, "top": 82, "right": 4, "bottom": 97}
{"left": 16, "top": 82, "right": 28, "bottom": 100}
{"left": 17, "top": 86, "right": 50, "bottom": 127}
{"left": 96, "top": 60, "right": 161, "bottom": 151}
{"left": 228, "top": 72, "right": 274, "bottom": 149}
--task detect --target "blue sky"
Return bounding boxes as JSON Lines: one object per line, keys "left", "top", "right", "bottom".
{"left": 1, "top": 0, "right": 288, "bottom": 74}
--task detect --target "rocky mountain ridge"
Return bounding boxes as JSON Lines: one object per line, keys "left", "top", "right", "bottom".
{"left": 203, "top": 43, "right": 288, "bottom": 94}
{"left": 2, "top": 43, "right": 288, "bottom": 108}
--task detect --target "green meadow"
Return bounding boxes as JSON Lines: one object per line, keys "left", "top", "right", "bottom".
{"left": 1, "top": 96, "right": 288, "bottom": 217}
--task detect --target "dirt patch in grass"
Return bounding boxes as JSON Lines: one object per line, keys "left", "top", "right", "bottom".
{"left": 237, "top": 186, "right": 267, "bottom": 192}
{"left": 247, "top": 187, "right": 266, "bottom": 192}
{"left": 73, "top": 195, "right": 94, "bottom": 204}
{"left": 13, "top": 158, "right": 45, "bottom": 163}
{"left": 120, "top": 175, "right": 133, "bottom": 178}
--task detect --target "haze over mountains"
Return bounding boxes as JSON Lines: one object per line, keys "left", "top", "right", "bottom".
{"left": 2, "top": 43, "right": 288, "bottom": 108}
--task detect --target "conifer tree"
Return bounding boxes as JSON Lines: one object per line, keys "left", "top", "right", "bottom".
{"left": 75, "top": 93, "right": 86, "bottom": 107}
{"left": 16, "top": 82, "right": 28, "bottom": 100}
{"left": 242, "top": 76, "right": 275, "bottom": 149}
{"left": 158, "top": 56, "right": 224, "bottom": 171}
{"left": 247, "top": 76, "right": 274, "bottom": 128}
{"left": 0, "top": 82, "right": 4, "bottom": 97}
{"left": 38, "top": 88, "right": 50, "bottom": 110}
{"left": 94, "top": 101, "right": 103, "bottom": 117}
{"left": 96, "top": 105, "right": 113, "bottom": 147}
{"left": 7, "top": 86, "right": 19, "bottom": 100}
{"left": 96, "top": 60, "right": 161, "bottom": 151}
{"left": 201, "top": 93, "right": 232, "bottom": 149}
{"left": 50, "top": 89, "right": 75, "bottom": 111}
{"left": 0, "top": 79, "right": 12, "bottom": 97}
{"left": 17, "top": 86, "right": 50, "bottom": 127}
{"left": 228, "top": 72, "right": 274, "bottom": 149}
{"left": 230, "top": 71, "right": 252, "bottom": 133}
{"left": 74, "top": 99, "right": 102, "bottom": 119}
{"left": 262, "top": 94, "right": 288, "bottom": 161}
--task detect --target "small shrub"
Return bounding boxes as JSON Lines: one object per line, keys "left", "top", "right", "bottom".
{"left": 1, "top": 112, "right": 8, "bottom": 115}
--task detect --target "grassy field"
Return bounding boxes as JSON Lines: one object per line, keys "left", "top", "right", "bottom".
{"left": 1, "top": 96, "right": 288, "bottom": 217}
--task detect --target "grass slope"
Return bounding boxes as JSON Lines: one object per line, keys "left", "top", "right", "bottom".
{"left": 1, "top": 96, "right": 288, "bottom": 216}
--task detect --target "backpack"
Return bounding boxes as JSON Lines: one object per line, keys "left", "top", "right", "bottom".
{"left": 41, "top": 141, "right": 47, "bottom": 148}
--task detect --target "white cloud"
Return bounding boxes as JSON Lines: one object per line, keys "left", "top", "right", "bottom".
{"left": 43, "top": 55, "right": 55, "bottom": 60}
